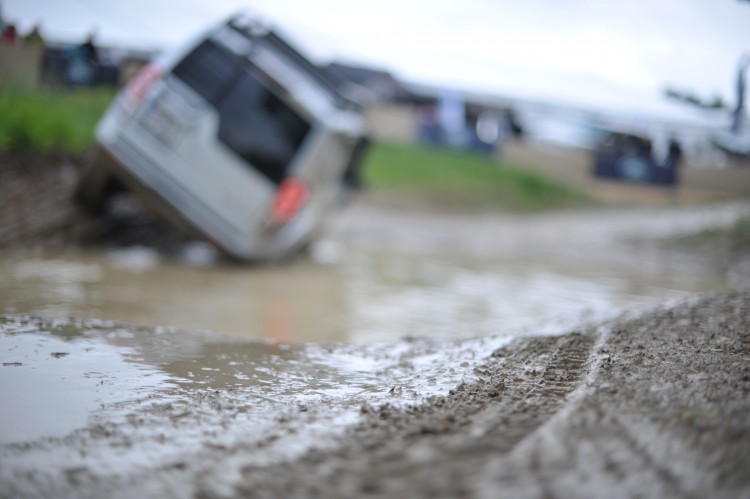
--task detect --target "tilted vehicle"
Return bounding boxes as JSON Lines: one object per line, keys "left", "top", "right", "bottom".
{"left": 77, "top": 13, "right": 368, "bottom": 262}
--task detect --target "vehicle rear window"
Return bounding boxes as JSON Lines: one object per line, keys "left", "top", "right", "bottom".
{"left": 172, "top": 41, "right": 241, "bottom": 105}
{"left": 172, "top": 40, "right": 310, "bottom": 185}
{"left": 216, "top": 72, "right": 310, "bottom": 184}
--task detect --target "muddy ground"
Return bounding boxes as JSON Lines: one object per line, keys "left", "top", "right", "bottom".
{"left": 2, "top": 292, "right": 748, "bottom": 499}
{"left": 232, "top": 292, "right": 750, "bottom": 499}
{"left": 1, "top": 155, "right": 750, "bottom": 498}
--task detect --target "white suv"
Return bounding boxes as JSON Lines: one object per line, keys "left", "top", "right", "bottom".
{"left": 78, "top": 13, "right": 368, "bottom": 262}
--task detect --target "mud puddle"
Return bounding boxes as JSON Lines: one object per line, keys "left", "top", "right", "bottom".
{"left": 0, "top": 314, "right": 507, "bottom": 497}
{"left": 0, "top": 314, "right": 506, "bottom": 442}
{"left": 0, "top": 243, "right": 729, "bottom": 344}
{"left": 0, "top": 236, "right": 732, "bottom": 480}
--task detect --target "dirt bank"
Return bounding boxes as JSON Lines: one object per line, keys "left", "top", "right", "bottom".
{"left": 0, "top": 153, "right": 190, "bottom": 254}
{"left": 0, "top": 152, "right": 86, "bottom": 249}
{"left": 1, "top": 292, "right": 748, "bottom": 498}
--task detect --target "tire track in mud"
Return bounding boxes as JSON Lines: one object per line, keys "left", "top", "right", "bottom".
{"left": 477, "top": 292, "right": 750, "bottom": 499}
{"left": 465, "top": 333, "right": 596, "bottom": 452}
{"left": 231, "top": 294, "right": 750, "bottom": 498}
{"left": 231, "top": 333, "right": 598, "bottom": 498}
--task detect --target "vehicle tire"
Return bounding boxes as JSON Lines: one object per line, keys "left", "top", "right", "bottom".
{"left": 73, "top": 155, "right": 118, "bottom": 216}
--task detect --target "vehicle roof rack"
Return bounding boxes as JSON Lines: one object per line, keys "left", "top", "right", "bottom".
{"left": 229, "top": 14, "right": 360, "bottom": 110}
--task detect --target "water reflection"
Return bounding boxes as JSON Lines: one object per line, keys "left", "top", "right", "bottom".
{"left": 344, "top": 251, "right": 727, "bottom": 342}
{"left": 0, "top": 245, "right": 728, "bottom": 344}
{"left": 0, "top": 251, "right": 348, "bottom": 342}
{"left": 0, "top": 321, "right": 173, "bottom": 445}
{"left": 0, "top": 316, "right": 485, "bottom": 446}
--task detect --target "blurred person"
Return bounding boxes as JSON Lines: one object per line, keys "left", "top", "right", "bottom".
{"left": 418, "top": 102, "right": 442, "bottom": 145}
{"left": 646, "top": 135, "right": 680, "bottom": 185}
{"left": 664, "top": 137, "right": 682, "bottom": 185}
{"left": 474, "top": 109, "right": 505, "bottom": 156}
{"left": 666, "top": 138, "right": 682, "bottom": 166}
{"left": 1, "top": 22, "right": 17, "bottom": 45}
{"left": 506, "top": 108, "right": 524, "bottom": 139}
{"left": 731, "top": 53, "right": 749, "bottom": 135}
{"left": 438, "top": 90, "right": 467, "bottom": 148}
{"left": 64, "top": 30, "right": 99, "bottom": 85}
{"left": 80, "top": 31, "right": 99, "bottom": 65}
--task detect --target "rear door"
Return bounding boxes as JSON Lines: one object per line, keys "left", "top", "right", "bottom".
{"left": 127, "top": 32, "right": 313, "bottom": 240}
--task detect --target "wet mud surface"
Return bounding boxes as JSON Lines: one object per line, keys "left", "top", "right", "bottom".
{"left": 2, "top": 156, "right": 750, "bottom": 497}
{"left": 2, "top": 292, "right": 749, "bottom": 498}
{"left": 230, "top": 292, "right": 750, "bottom": 499}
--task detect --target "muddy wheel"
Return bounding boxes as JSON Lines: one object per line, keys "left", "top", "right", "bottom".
{"left": 73, "top": 154, "right": 118, "bottom": 216}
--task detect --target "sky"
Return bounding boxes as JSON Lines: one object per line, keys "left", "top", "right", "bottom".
{"left": 3, "top": 0, "right": 749, "bottom": 116}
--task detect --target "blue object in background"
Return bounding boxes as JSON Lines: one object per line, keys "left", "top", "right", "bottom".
{"left": 593, "top": 132, "right": 680, "bottom": 186}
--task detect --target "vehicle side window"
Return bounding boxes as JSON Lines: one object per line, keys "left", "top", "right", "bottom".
{"left": 172, "top": 39, "right": 310, "bottom": 185}
{"left": 217, "top": 72, "right": 309, "bottom": 184}
{"left": 172, "top": 41, "right": 242, "bottom": 105}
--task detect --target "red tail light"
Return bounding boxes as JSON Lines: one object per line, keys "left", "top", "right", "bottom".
{"left": 270, "top": 178, "right": 309, "bottom": 224}
{"left": 120, "top": 63, "right": 162, "bottom": 111}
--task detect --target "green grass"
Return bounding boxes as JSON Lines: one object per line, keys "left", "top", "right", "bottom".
{"left": 361, "top": 142, "right": 591, "bottom": 212}
{"left": 0, "top": 86, "right": 114, "bottom": 153}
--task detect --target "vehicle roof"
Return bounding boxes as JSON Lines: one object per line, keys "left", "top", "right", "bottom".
{"left": 227, "top": 13, "right": 361, "bottom": 111}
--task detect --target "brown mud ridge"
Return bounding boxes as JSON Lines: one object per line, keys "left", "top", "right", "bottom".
{"left": 3, "top": 292, "right": 748, "bottom": 498}
{"left": 234, "top": 292, "right": 750, "bottom": 499}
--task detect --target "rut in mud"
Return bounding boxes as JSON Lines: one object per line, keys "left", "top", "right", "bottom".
{"left": 230, "top": 292, "right": 749, "bottom": 499}
{"left": 231, "top": 333, "right": 597, "bottom": 498}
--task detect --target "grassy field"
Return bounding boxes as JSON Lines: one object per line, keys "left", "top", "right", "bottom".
{"left": 0, "top": 86, "right": 114, "bottom": 153}
{"left": 361, "top": 142, "right": 591, "bottom": 211}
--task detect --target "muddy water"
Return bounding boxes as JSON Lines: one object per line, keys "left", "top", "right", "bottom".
{"left": 0, "top": 243, "right": 727, "bottom": 344}
{"left": 0, "top": 322, "right": 174, "bottom": 445}
{"left": 0, "top": 314, "right": 500, "bottom": 454}
{"left": 0, "top": 239, "right": 731, "bottom": 448}
{"left": 0, "top": 248, "right": 348, "bottom": 343}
